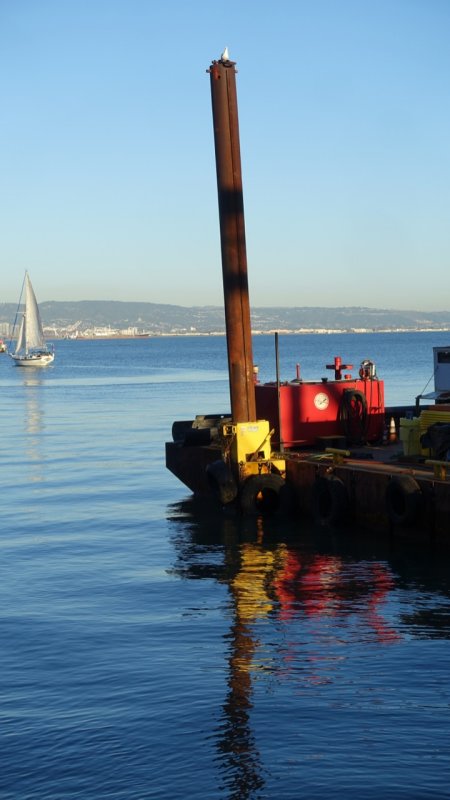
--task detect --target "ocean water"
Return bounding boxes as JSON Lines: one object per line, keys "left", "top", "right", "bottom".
{"left": 1, "top": 332, "right": 450, "bottom": 799}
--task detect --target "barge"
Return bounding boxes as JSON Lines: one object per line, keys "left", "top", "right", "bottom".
{"left": 165, "top": 52, "right": 450, "bottom": 544}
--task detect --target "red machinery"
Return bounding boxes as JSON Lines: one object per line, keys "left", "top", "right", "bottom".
{"left": 255, "top": 356, "right": 385, "bottom": 449}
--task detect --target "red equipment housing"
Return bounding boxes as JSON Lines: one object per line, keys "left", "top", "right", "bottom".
{"left": 254, "top": 357, "right": 385, "bottom": 448}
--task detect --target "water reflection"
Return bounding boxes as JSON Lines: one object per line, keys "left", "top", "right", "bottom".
{"left": 168, "top": 500, "right": 450, "bottom": 798}
{"left": 22, "top": 376, "right": 45, "bottom": 483}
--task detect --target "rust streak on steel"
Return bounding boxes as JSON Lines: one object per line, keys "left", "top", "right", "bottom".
{"left": 208, "top": 54, "right": 256, "bottom": 423}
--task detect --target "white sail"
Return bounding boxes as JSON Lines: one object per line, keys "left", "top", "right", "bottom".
{"left": 23, "top": 273, "right": 47, "bottom": 351}
{"left": 14, "top": 315, "right": 26, "bottom": 355}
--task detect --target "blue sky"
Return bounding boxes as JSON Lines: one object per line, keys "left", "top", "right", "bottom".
{"left": 1, "top": 0, "right": 449, "bottom": 309}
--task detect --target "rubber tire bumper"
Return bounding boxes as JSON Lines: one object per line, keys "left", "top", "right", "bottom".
{"left": 206, "top": 460, "right": 238, "bottom": 505}
{"left": 386, "top": 475, "right": 422, "bottom": 526}
{"left": 312, "top": 475, "right": 349, "bottom": 526}
{"left": 239, "top": 474, "right": 294, "bottom": 517}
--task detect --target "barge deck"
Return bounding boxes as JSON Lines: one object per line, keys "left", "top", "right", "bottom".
{"left": 166, "top": 433, "right": 450, "bottom": 544}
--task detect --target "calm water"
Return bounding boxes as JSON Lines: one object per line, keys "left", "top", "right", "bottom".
{"left": 1, "top": 332, "right": 450, "bottom": 799}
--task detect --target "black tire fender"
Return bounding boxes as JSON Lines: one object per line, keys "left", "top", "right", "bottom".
{"left": 386, "top": 475, "right": 422, "bottom": 526}
{"left": 172, "top": 420, "right": 194, "bottom": 443}
{"left": 206, "top": 460, "right": 238, "bottom": 505}
{"left": 239, "top": 473, "right": 294, "bottom": 517}
{"left": 312, "top": 475, "right": 349, "bottom": 526}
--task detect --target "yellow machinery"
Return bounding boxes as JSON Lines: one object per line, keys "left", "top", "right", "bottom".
{"left": 220, "top": 419, "right": 286, "bottom": 481}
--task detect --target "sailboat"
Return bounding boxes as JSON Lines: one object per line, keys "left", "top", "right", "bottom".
{"left": 10, "top": 272, "right": 55, "bottom": 367}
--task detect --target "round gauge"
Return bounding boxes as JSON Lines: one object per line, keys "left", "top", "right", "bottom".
{"left": 314, "top": 391, "right": 329, "bottom": 410}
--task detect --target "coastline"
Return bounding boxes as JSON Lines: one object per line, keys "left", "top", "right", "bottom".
{"left": 47, "top": 327, "right": 450, "bottom": 340}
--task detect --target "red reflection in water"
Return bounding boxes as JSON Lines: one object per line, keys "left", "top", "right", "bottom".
{"left": 273, "top": 550, "right": 400, "bottom": 643}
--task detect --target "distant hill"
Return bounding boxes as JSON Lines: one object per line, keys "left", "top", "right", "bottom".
{"left": 1, "top": 300, "right": 450, "bottom": 335}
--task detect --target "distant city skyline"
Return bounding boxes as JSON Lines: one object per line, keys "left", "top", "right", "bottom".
{"left": 3, "top": 300, "right": 450, "bottom": 341}
{"left": 1, "top": 1, "right": 449, "bottom": 311}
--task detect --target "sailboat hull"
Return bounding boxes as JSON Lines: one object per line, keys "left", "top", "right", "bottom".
{"left": 10, "top": 352, "right": 55, "bottom": 367}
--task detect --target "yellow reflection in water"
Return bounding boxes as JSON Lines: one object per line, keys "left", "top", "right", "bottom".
{"left": 232, "top": 544, "right": 277, "bottom": 621}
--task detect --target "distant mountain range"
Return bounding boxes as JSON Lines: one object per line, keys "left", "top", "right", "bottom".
{"left": 1, "top": 300, "right": 450, "bottom": 335}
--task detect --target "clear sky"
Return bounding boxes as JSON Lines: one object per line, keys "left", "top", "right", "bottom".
{"left": 1, "top": 0, "right": 449, "bottom": 310}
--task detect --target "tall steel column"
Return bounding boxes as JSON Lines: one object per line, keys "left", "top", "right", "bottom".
{"left": 208, "top": 53, "right": 256, "bottom": 423}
